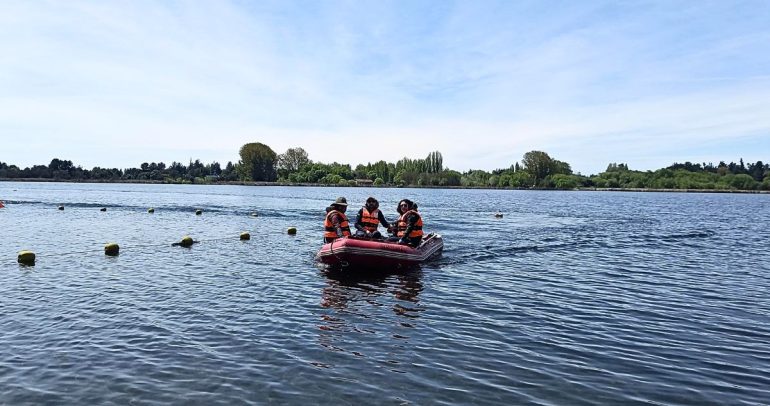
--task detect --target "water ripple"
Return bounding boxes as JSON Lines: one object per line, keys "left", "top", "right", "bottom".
{"left": 1, "top": 184, "right": 769, "bottom": 404}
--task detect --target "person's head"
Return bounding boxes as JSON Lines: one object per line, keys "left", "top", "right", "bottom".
{"left": 332, "top": 196, "right": 348, "bottom": 212}
{"left": 397, "top": 199, "right": 413, "bottom": 214}
{"left": 365, "top": 197, "right": 379, "bottom": 211}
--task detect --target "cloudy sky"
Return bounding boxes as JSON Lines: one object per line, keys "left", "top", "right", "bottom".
{"left": 1, "top": 0, "right": 769, "bottom": 174}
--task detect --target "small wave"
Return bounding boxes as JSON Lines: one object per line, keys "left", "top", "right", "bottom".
{"left": 640, "top": 230, "right": 716, "bottom": 242}
{"left": 0, "top": 200, "right": 44, "bottom": 205}
{"left": 437, "top": 239, "right": 596, "bottom": 265}
{"left": 1, "top": 200, "right": 312, "bottom": 218}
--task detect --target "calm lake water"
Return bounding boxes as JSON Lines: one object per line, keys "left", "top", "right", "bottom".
{"left": 1, "top": 182, "right": 769, "bottom": 405}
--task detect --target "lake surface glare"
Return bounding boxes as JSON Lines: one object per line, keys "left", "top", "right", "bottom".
{"left": 1, "top": 182, "right": 769, "bottom": 405}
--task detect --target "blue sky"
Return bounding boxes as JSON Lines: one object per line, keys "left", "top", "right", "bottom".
{"left": 1, "top": 0, "right": 769, "bottom": 175}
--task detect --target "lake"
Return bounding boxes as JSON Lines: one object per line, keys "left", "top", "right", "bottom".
{"left": 1, "top": 182, "right": 769, "bottom": 404}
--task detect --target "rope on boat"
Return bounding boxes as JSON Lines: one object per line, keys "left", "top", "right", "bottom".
{"left": 328, "top": 238, "right": 348, "bottom": 268}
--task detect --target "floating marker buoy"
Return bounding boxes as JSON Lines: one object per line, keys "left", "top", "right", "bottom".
{"left": 58, "top": 205, "right": 64, "bottom": 211}
{"left": 18, "top": 250, "right": 35, "bottom": 265}
{"left": 179, "top": 236, "right": 194, "bottom": 247}
{"left": 287, "top": 227, "right": 297, "bottom": 235}
{"left": 104, "top": 243, "right": 120, "bottom": 256}
{"left": 250, "top": 212, "right": 258, "bottom": 217}
{"left": 195, "top": 209, "right": 202, "bottom": 215}
{"left": 100, "top": 207, "right": 107, "bottom": 212}
{"left": 240, "top": 232, "right": 251, "bottom": 240}
{"left": 148, "top": 208, "right": 155, "bottom": 213}
{"left": 494, "top": 212, "right": 503, "bottom": 218}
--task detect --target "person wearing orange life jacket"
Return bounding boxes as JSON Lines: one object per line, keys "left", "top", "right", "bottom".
{"left": 354, "top": 197, "right": 390, "bottom": 239}
{"left": 324, "top": 197, "right": 351, "bottom": 243}
{"left": 387, "top": 199, "right": 423, "bottom": 247}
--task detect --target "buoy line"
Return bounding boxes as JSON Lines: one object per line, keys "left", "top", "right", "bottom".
{"left": 4, "top": 204, "right": 303, "bottom": 266}
{"left": 6, "top": 231, "right": 266, "bottom": 266}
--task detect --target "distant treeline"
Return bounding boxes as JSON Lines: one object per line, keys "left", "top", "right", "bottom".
{"left": 0, "top": 159, "right": 239, "bottom": 183}
{"left": 2, "top": 142, "right": 769, "bottom": 191}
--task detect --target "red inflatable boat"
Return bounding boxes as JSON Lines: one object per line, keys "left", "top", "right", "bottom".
{"left": 315, "top": 233, "right": 443, "bottom": 269}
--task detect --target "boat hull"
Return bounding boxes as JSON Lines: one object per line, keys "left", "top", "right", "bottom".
{"left": 315, "top": 233, "right": 443, "bottom": 270}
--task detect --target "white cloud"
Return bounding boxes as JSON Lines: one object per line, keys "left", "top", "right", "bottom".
{"left": 1, "top": 1, "right": 769, "bottom": 175}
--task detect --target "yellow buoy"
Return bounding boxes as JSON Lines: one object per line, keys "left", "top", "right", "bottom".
{"left": 18, "top": 250, "right": 35, "bottom": 265}
{"left": 195, "top": 209, "right": 202, "bottom": 215}
{"left": 100, "top": 207, "right": 107, "bottom": 212}
{"left": 179, "top": 236, "right": 194, "bottom": 247}
{"left": 287, "top": 227, "right": 297, "bottom": 235}
{"left": 240, "top": 232, "right": 251, "bottom": 240}
{"left": 148, "top": 208, "right": 155, "bottom": 213}
{"left": 104, "top": 243, "right": 120, "bottom": 256}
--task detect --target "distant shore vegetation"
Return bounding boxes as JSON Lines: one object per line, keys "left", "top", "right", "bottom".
{"left": 2, "top": 142, "right": 769, "bottom": 191}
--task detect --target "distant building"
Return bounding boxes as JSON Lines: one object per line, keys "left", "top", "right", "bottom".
{"left": 355, "top": 179, "right": 374, "bottom": 186}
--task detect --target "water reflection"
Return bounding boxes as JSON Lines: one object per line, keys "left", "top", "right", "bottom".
{"left": 317, "top": 268, "right": 424, "bottom": 356}
{"left": 320, "top": 268, "right": 424, "bottom": 315}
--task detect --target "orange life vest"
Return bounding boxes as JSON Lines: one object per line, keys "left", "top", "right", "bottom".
{"left": 397, "top": 210, "right": 423, "bottom": 238}
{"left": 360, "top": 208, "right": 380, "bottom": 232}
{"left": 324, "top": 210, "right": 351, "bottom": 239}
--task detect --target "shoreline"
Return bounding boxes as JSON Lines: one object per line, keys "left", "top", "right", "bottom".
{"left": 1, "top": 178, "right": 768, "bottom": 194}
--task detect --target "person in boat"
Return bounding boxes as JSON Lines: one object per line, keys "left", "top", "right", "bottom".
{"left": 324, "top": 197, "right": 351, "bottom": 243}
{"left": 388, "top": 199, "right": 423, "bottom": 247}
{"left": 354, "top": 197, "right": 390, "bottom": 239}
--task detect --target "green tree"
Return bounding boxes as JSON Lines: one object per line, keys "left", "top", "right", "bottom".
{"left": 727, "top": 174, "right": 758, "bottom": 190}
{"left": 238, "top": 142, "right": 277, "bottom": 181}
{"left": 552, "top": 159, "right": 572, "bottom": 175}
{"left": 509, "top": 171, "right": 533, "bottom": 187}
{"left": 321, "top": 174, "right": 342, "bottom": 184}
{"left": 425, "top": 151, "right": 443, "bottom": 173}
{"left": 277, "top": 147, "right": 310, "bottom": 178}
{"left": 551, "top": 174, "right": 579, "bottom": 189}
{"left": 520, "top": 151, "right": 573, "bottom": 186}
{"left": 761, "top": 175, "right": 770, "bottom": 190}
{"left": 461, "top": 169, "right": 490, "bottom": 187}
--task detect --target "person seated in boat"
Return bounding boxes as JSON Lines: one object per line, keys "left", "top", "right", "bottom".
{"left": 324, "top": 197, "right": 351, "bottom": 243}
{"left": 387, "top": 199, "right": 423, "bottom": 247}
{"left": 354, "top": 197, "right": 390, "bottom": 239}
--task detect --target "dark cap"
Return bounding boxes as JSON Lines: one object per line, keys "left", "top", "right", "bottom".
{"left": 365, "top": 197, "right": 379, "bottom": 208}
{"left": 333, "top": 197, "right": 348, "bottom": 206}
